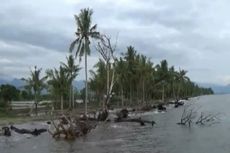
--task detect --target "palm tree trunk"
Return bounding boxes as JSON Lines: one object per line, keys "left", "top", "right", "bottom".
{"left": 34, "top": 91, "right": 38, "bottom": 116}
{"left": 102, "top": 98, "right": 105, "bottom": 111}
{"left": 177, "top": 82, "right": 182, "bottom": 100}
{"left": 85, "top": 53, "right": 88, "bottom": 116}
{"left": 172, "top": 82, "right": 176, "bottom": 100}
{"left": 129, "top": 84, "right": 132, "bottom": 106}
{"left": 142, "top": 80, "right": 145, "bottom": 105}
{"left": 121, "top": 87, "right": 124, "bottom": 107}
{"left": 69, "top": 84, "right": 72, "bottom": 109}
{"left": 72, "top": 85, "right": 75, "bottom": 109}
{"left": 162, "top": 85, "right": 165, "bottom": 103}
{"left": 61, "top": 94, "right": 64, "bottom": 113}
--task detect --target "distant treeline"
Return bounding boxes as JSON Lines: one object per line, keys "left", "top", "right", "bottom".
{"left": 0, "top": 47, "right": 213, "bottom": 109}
{"left": 89, "top": 46, "right": 213, "bottom": 107}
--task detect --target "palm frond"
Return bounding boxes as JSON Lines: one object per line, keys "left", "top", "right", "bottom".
{"left": 75, "top": 38, "right": 83, "bottom": 58}
{"left": 90, "top": 24, "right": 97, "bottom": 32}
{"left": 69, "top": 38, "right": 79, "bottom": 53}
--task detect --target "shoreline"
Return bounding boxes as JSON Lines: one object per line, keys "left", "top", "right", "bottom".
{"left": 0, "top": 96, "right": 202, "bottom": 126}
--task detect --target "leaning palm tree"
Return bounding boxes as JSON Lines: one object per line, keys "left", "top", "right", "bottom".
{"left": 22, "top": 66, "right": 47, "bottom": 115}
{"left": 61, "top": 55, "right": 81, "bottom": 109}
{"left": 69, "top": 8, "right": 100, "bottom": 115}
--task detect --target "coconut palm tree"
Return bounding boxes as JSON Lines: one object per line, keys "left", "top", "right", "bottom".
{"left": 22, "top": 66, "right": 47, "bottom": 115}
{"left": 46, "top": 66, "right": 69, "bottom": 112}
{"left": 89, "top": 59, "right": 107, "bottom": 108}
{"left": 175, "top": 69, "right": 190, "bottom": 100}
{"left": 115, "top": 58, "right": 128, "bottom": 107}
{"left": 168, "top": 66, "right": 177, "bottom": 99}
{"left": 69, "top": 8, "right": 100, "bottom": 115}
{"left": 61, "top": 55, "right": 81, "bottom": 109}
{"left": 124, "top": 46, "right": 137, "bottom": 105}
{"left": 155, "top": 60, "right": 169, "bottom": 102}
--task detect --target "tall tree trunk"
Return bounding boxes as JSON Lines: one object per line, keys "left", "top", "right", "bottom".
{"left": 102, "top": 96, "right": 105, "bottom": 111}
{"left": 172, "top": 82, "right": 176, "bottom": 100}
{"left": 121, "top": 87, "right": 124, "bottom": 107}
{"left": 129, "top": 84, "right": 132, "bottom": 106}
{"left": 102, "top": 62, "right": 110, "bottom": 111}
{"left": 34, "top": 91, "right": 38, "bottom": 116}
{"left": 104, "top": 64, "right": 115, "bottom": 111}
{"left": 142, "top": 80, "right": 145, "bottom": 105}
{"left": 162, "top": 85, "right": 165, "bottom": 103}
{"left": 69, "top": 84, "right": 72, "bottom": 109}
{"left": 85, "top": 53, "right": 88, "bottom": 116}
{"left": 72, "top": 85, "right": 75, "bottom": 109}
{"left": 106, "top": 62, "right": 110, "bottom": 107}
{"left": 61, "top": 94, "right": 63, "bottom": 113}
{"left": 177, "top": 81, "right": 182, "bottom": 100}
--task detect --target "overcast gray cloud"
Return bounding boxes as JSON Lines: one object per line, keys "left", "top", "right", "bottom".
{"left": 1, "top": 0, "right": 230, "bottom": 85}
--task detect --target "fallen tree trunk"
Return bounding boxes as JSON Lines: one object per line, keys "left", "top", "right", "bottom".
{"left": 1, "top": 127, "right": 11, "bottom": 136}
{"left": 115, "top": 118, "right": 156, "bottom": 126}
{"left": 10, "top": 125, "right": 47, "bottom": 136}
{"left": 115, "top": 109, "right": 155, "bottom": 126}
{"left": 116, "top": 109, "right": 129, "bottom": 119}
{"left": 174, "top": 101, "right": 184, "bottom": 108}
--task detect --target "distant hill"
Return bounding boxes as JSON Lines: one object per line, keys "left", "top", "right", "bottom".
{"left": 1, "top": 78, "right": 228, "bottom": 94}
{"left": 198, "top": 83, "right": 230, "bottom": 94}
{"left": 0, "top": 78, "right": 25, "bottom": 89}
{"left": 73, "top": 80, "right": 85, "bottom": 90}
{"left": 0, "top": 78, "right": 85, "bottom": 91}
{"left": 0, "top": 79, "right": 6, "bottom": 85}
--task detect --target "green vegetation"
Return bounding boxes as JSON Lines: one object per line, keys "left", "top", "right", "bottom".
{"left": 61, "top": 55, "right": 81, "bottom": 110}
{"left": 0, "top": 8, "right": 213, "bottom": 116}
{"left": 89, "top": 46, "right": 213, "bottom": 108}
{"left": 22, "top": 66, "right": 47, "bottom": 115}
{"left": 0, "top": 84, "right": 33, "bottom": 117}
{"left": 0, "top": 84, "right": 19, "bottom": 108}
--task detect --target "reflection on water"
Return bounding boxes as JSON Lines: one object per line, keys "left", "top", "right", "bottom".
{"left": 1, "top": 95, "right": 230, "bottom": 153}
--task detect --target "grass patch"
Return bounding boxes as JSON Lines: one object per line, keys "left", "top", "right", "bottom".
{"left": 0, "top": 108, "right": 15, "bottom": 118}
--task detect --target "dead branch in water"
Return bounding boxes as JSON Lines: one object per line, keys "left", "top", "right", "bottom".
{"left": 177, "top": 105, "right": 197, "bottom": 127}
{"left": 49, "top": 115, "right": 97, "bottom": 139}
{"left": 195, "top": 112, "right": 221, "bottom": 126}
{"left": 177, "top": 105, "right": 221, "bottom": 127}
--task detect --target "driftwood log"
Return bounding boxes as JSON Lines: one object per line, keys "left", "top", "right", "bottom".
{"left": 10, "top": 125, "right": 47, "bottom": 136}
{"left": 1, "top": 127, "right": 11, "bottom": 136}
{"left": 115, "top": 118, "right": 156, "bottom": 126}
{"left": 115, "top": 109, "right": 156, "bottom": 126}
{"left": 116, "top": 109, "right": 129, "bottom": 119}
{"left": 49, "top": 115, "right": 97, "bottom": 139}
{"left": 157, "top": 104, "right": 166, "bottom": 111}
{"left": 174, "top": 101, "right": 184, "bottom": 108}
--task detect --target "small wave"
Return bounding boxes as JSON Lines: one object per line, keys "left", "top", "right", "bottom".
{"left": 110, "top": 124, "right": 128, "bottom": 129}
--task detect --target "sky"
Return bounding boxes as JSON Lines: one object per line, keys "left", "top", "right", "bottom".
{"left": 1, "top": 0, "right": 230, "bottom": 85}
